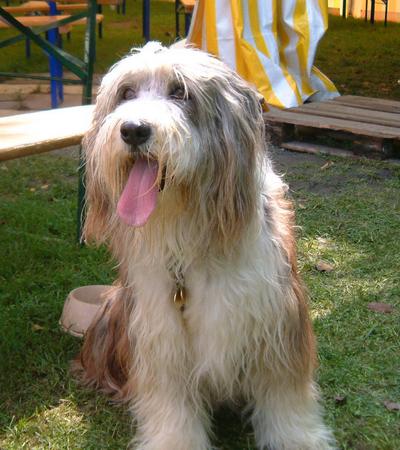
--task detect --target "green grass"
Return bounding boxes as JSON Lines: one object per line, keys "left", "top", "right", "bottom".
{"left": 315, "top": 16, "right": 400, "bottom": 99}
{"left": 0, "top": 151, "right": 399, "bottom": 449}
{"left": 1, "top": 5, "right": 400, "bottom": 99}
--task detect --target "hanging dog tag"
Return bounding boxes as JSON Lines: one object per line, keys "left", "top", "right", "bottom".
{"left": 173, "top": 286, "right": 186, "bottom": 312}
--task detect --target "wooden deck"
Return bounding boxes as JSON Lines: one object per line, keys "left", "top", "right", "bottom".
{"left": 264, "top": 95, "right": 400, "bottom": 159}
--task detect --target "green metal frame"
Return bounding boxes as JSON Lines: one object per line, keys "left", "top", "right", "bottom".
{"left": 0, "top": 8, "right": 92, "bottom": 78}
{"left": 0, "top": 0, "right": 98, "bottom": 240}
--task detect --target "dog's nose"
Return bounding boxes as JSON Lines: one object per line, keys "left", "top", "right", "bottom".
{"left": 120, "top": 121, "right": 152, "bottom": 146}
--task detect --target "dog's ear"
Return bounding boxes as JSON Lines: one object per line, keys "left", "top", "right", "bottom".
{"left": 200, "top": 80, "right": 264, "bottom": 253}
{"left": 82, "top": 126, "right": 112, "bottom": 245}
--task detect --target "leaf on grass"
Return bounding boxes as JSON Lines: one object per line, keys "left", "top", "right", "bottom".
{"left": 316, "top": 260, "right": 334, "bottom": 272}
{"left": 32, "top": 323, "right": 45, "bottom": 332}
{"left": 41, "top": 184, "right": 49, "bottom": 190}
{"left": 298, "top": 203, "right": 306, "bottom": 210}
{"left": 383, "top": 401, "right": 400, "bottom": 411}
{"left": 320, "top": 161, "right": 334, "bottom": 170}
{"left": 334, "top": 395, "right": 347, "bottom": 405}
{"left": 29, "top": 187, "right": 36, "bottom": 192}
{"left": 316, "top": 237, "right": 332, "bottom": 248}
{"left": 367, "top": 302, "right": 394, "bottom": 314}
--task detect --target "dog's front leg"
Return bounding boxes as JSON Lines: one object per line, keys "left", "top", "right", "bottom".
{"left": 249, "top": 376, "right": 335, "bottom": 450}
{"left": 131, "top": 385, "right": 211, "bottom": 450}
{"left": 128, "top": 271, "right": 211, "bottom": 450}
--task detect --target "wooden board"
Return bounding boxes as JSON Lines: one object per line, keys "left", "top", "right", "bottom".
{"left": 180, "top": 0, "right": 195, "bottom": 12}
{"left": 56, "top": 3, "right": 88, "bottom": 11}
{"left": 291, "top": 102, "right": 400, "bottom": 128}
{"left": 4, "top": 1, "right": 50, "bottom": 14}
{"left": 3, "top": 2, "right": 88, "bottom": 14}
{"left": 58, "top": 0, "right": 121, "bottom": 4}
{"left": 0, "top": 13, "right": 103, "bottom": 29}
{"left": 0, "top": 105, "right": 94, "bottom": 161}
{"left": 282, "top": 140, "right": 400, "bottom": 164}
{"left": 263, "top": 105, "right": 400, "bottom": 140}
{"left": 333, "top": 95, "right": 400, "bottom": 114}
{"left": 281, "top": 141, "right": 357, "bottom": 159}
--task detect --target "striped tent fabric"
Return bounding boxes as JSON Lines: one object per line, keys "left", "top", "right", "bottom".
{"left": 186, "top": 0, "right": 338, "bottom": 108}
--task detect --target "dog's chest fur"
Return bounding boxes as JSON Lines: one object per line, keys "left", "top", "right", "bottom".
{"left": 126, "top": 213, "right": 287, "bottom": 400}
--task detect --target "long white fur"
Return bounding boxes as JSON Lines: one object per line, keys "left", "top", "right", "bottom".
{"left": 83, "top": 42, "right": 336, "bottom": 450}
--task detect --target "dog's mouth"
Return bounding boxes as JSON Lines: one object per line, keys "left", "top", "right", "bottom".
{"left": 117, "top": 156, "right": 160, "bottom": 227}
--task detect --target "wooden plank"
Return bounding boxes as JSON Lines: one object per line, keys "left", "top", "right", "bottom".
{"left": 282, "top": 141, "right": 400, "bottom": 164}
{"left": 59, "top": 0, "right": 121, "bottom": 4}
{"left": 3, "top": 2, "right": 88, "bottom": 14}
{"left": 263, "top": 108, "right": 400, "bottom": 140}
{"left": 180, "top": 0, "right": 195, "bottom": 12}
{"left": 0, "top": 15, "right": 68, "bottom": 28}
{"left": 4, "top": 1, "right": 50, "bottom": 14}
{"left": 333, "top": 95, "right": 400, "bottom": 114}
{"left": 0, "top": 14, "right": 103, "bottom": 28}
{"left": 281, "top": 141, "right": 357, "bottom": 159}
{"left": 291, "top": 102, "right": 400, "bottom": 128}
{"left": 0, "top": 105, "right": 94, "bottom": 161}
{"left": 57, "top": 3, "right": 88, "bottom": 11}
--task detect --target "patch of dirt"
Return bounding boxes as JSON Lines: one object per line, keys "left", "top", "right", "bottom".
{"left": 288, "top": 176, "right": 347, "bottom": 195}
{"left": 108, "top": 20, "right": 135, "bottom": 30}
{"left": 269, "top": 146, "right": 325, "bottom": 173}
{"left": 269, "top": 146, "right": 397, "bottom": 195}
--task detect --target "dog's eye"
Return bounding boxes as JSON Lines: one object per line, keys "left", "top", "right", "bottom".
{"left": 121, "top": 87, "right": 136, "bottom": 101}
{"left": 169, "top": 85, "right": 188, "bottom": 101}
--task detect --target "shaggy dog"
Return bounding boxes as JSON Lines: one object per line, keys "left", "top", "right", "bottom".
{"left": 74, "top": 42, "right": 335, "bottom": 450}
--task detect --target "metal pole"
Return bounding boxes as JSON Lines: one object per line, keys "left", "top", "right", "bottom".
{"left": 384, "top": 0, "right": 388, "bottom": 27}
{"left": 370, "top": 0, "right": 375, "bottom": 23}
{"left": 342, "top": 0, "right": 347, "bottom": 18}
{"left": 175, "top": 0, "right": 179, "bottom": 37}
{"left": 48, "top": 0, "right": 59, "bottom": 108}
{"left": 143, "top": 0, "right": 150, "bottom": 42}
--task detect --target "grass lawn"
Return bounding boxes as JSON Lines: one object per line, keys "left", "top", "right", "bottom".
{"left": 0, "top": 149, "right": 399, "bottom": 449}
{"left": 1, "top": 2, "right": 400, "bottom": 449}
{"left": 0, "top": 3, "right": 400, "bottom": 99}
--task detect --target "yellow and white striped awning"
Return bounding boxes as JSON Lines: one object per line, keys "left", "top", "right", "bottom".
{"left": 187, "top": 0, "right": 338, "bottom": 108}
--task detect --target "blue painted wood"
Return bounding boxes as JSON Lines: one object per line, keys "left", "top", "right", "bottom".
{"left": 48, "top": 1, "right": 59, "bottom": 107}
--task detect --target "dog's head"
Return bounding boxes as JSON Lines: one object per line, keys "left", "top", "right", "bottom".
{"left": 84, "top": 43, "right": 266, "bottom": 252}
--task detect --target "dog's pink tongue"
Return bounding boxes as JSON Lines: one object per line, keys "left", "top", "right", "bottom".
{"left": 117, "top": 158, "right": 158, "bottom": 227}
